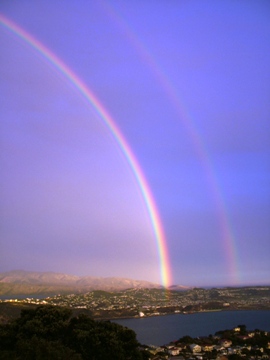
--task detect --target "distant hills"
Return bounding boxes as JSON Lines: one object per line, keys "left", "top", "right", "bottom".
{"left": 0, "top": 270, "right": 188, "bottom": 298}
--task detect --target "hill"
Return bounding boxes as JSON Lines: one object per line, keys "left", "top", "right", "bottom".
{"left": 0, "top": 270, "right": 164, "bottom": 298}
{"left": 0, "top": 305, "right": 144, "bottom": 359}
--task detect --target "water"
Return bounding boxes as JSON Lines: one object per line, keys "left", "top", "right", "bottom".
{"left": 114, "top": 310, "right": 270, "bottom": 346}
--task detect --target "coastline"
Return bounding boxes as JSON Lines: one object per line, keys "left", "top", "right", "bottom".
{"left": 112, "top": 310, "right": 270, "bottom": 346}
{"left": 102, "top": 307, "right": 270, "bottom": 322}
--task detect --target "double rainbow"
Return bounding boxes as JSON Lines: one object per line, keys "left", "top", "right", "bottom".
{"left": 102, "top": 3, "right": 239, "bottom": 285}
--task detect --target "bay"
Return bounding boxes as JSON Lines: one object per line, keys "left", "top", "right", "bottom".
{"left": 114, "top": 310, "right": 270, "bottom": 346}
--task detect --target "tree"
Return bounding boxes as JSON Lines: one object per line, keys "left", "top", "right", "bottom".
{"left": 178, "top": 335, "right": 194, "bottom": 344}
{"left": 237, "top": 324, "right": 247, "bottom": 335}
{"left": 0, "top": 306, "right": 144, "bottom": 359}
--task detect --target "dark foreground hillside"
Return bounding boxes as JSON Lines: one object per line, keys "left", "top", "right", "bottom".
{"left": 0, "top": 305, "right": 148, "bottom": 360}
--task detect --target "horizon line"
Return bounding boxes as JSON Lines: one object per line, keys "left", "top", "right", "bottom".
{"left": 0, "top": 269, "right": 269, "bottom": 289}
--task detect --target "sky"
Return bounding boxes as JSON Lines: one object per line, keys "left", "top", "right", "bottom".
{"left": 0, "top": 0, "right": 269, "bottom": 287}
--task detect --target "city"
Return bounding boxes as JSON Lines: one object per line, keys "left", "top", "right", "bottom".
{"left": 1, "top": 286, "right": 270, "bottom": 321}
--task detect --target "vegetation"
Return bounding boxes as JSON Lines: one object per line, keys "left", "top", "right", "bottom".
{"left": 0, "top": 305, "right": 146, "bottom": 359}
{"left": 1, "top": 305, "right": 269, "bottom": 359}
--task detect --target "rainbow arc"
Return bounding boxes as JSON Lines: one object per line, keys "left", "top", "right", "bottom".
{"left": 101, "top": 3, "right": 239, "bottom": 285}
{"left": 0, "top": 14, "right": 172, "bottom": 288}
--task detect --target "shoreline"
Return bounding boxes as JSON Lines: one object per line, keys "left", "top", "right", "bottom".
{"left": 104, "top": 307, "right": 270, "bottom": 322}
{"left": 112, "top": 310, "right": 270, "bottom": 347}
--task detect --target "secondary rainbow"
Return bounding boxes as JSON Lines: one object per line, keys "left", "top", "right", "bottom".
{"left": 141, "top": 50, "right": 239, "bottom": 284}
{"left": 102, "top": 2, "right": 239, "bottom": 284}
{"left": 0, "top": 14, "right": 172, "bottom": 288}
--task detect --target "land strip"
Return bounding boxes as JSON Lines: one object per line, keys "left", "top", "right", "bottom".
{"left": 1, "top": 286, "right": 269, "bottom": 323}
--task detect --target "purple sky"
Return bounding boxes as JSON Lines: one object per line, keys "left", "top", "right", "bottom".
{"left": 0, "top": 0, "right": 269, "bottom": 287}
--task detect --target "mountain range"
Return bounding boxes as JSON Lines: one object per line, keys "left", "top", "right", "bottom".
{"left": 0, "top": 270, "right": 188, "bottom": 298}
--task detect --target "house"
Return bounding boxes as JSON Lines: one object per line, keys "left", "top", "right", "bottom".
{"left": 227, "top": 347, "right": 237, "bottom": 355}
{"left": 202, "top": 344, "right": 214, "bottom": 352}
{"left": 252, "top": 346, "right": 264, "bottom": 353}
{"left": 229, "top": 345, "right": 248, "bottom": 355}
{"left": 219, "top": 339, "right": 232, "bottom": 348}
{"left": 214, "top": 345, "right": 225, "bottom": 352}
{"left": 146, "top": 345, "right": 165, "bottom": 355}
{"left": 175, "top": 343, "right": 186, "bottom": 350}
{"left": 190, "top": 344, "right": 201, "bottom": 353}
{"left": 168, "top": 347, "right": 180, "bottom": 356}
{"left": 237, "top": 335, "right": 249, "bottom": 341}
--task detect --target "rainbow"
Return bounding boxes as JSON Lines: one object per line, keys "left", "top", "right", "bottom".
{"left": 0, "top": 14, "right": 172, "bottom": 287}
{"left": 102, "top": 2, "right": 239, "bottom": 284}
